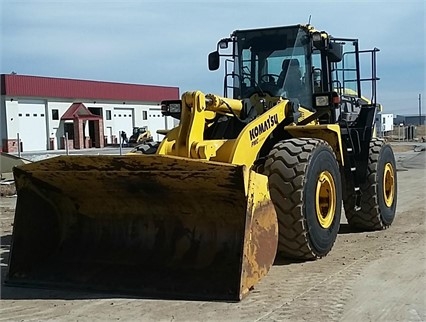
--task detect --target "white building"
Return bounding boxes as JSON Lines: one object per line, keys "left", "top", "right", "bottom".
{"left": 0, "top": 74, "right": 179, "bottom": 152}
{"left": 376, "top": 113, "right": 394, "bottom": 136}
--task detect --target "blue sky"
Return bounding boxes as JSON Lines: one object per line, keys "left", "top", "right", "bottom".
{"left": 1, "top": 0, "right": 424, "bottom": 114}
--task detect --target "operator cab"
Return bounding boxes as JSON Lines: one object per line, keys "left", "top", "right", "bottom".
{"left": 209, "top": 24, "right": 379, "bottom": 126}
{"left": 235, "top": 26, "right": 313, "bottom": 107}
{"left": 209, "top": 25, "right": 324, "bottom": 108}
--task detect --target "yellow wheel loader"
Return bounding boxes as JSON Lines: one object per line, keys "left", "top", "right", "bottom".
{"left": 6, "top": 24, "right": 397, "bottom": 301}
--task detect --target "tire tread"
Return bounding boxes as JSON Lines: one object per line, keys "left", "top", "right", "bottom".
{"left": 343, "top": 138, "right": 396, "bottom": 230}
{"left": 265, "top": 138, "right": 339, "bottom": 260}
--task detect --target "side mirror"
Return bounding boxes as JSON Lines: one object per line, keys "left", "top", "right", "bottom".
{"left": 328, "top": 42, "right": 343, "bottom": 62}
{"left": 208, "top": 51, "right": 220, "bottom": 71}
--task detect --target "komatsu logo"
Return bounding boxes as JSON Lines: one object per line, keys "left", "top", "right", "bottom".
{"left": 249, "top": 114, "right": 278, "bottom": 141}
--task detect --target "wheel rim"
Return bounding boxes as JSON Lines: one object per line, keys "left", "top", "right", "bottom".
{"left": 383, "top": 163, "right": 395, "bottom": 207}
{"left": 315, "top": 171, "right": 336, "bottom": 229}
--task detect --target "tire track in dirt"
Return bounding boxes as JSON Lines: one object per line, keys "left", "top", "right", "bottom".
{"left": 253, "top": 203, "right": 424, "bottom": 321}
{"left": 257, "top": 258, "right": 368, "bottom": 321}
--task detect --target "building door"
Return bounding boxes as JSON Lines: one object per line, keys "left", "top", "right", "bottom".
{"left": 89, "top": 120, "right": 96, "bottom": 147}
{"left": 107, "top": 127, "right": 113, "bottom": 144}
{"left": 17, "top": 102, "right": 47, "bottom": 151}
{"left": 147, "top": 108, "right": 166, "bottom": 141}
{"left": 114, "top": 108, "right": 133, "bottom": 139}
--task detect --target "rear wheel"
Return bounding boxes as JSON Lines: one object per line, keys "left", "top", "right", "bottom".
{"left": 343, "top": 138, "right": 397, "bottom": 230}
{"left": 264, "top": 138, "right": 342, "bottom": 259}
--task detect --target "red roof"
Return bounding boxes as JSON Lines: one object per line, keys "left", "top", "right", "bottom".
{"left": 1, "top": 74, "right": 179, "bottom": 102}
{"left": 61, "top": 103, "right": 102, "bottom": 120}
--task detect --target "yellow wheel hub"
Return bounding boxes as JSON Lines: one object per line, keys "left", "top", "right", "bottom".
{"left": 383, "top": 163, "right": 395, "bottom": 207}
{"left": 315, "top": 171, "right": 336, "bottom": 229}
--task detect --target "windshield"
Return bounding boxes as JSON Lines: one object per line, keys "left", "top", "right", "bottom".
{"left": 235, "top": 27, "right": 312, "bottom": 107}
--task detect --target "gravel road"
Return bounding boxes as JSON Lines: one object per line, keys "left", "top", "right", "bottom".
{"left": 0, "top": 149, "right": 425, "bottom": 321}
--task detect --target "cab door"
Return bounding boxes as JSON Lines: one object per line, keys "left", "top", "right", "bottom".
{"left": 330, "top": 38, "right": 361, "bottom": 98}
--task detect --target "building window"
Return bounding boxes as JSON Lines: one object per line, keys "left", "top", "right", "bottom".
{"left": 52, "top": 109, "right": 59, "bottom": 120}
{"left": 88, "top": 107, "right": 102, "bottom": 116}
{"left": 106, "top": 110, "right": 112, "bottom": 120}
{"left": 143, "top": 111, "right": 147, "bottom": 120}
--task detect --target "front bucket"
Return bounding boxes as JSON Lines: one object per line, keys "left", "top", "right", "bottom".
{"left": 6, "top": 155, "right": 277, "bottom": 301}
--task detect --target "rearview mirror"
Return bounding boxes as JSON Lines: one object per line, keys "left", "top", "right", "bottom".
{"left": 328, "top": 42, "right": 343, "bottom": 62}
{"left": 208, "top": 51, "right": 220, "bottom": 71}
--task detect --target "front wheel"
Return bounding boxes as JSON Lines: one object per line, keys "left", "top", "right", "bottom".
{"left": 264, "top": 138, "right": 342, "bottom": 259}
{"left": 343, "top": 139, "right": 397, "bottom": 230}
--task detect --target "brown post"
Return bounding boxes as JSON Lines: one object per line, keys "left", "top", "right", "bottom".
{"left": 3, "top": 139, "right": 19, "bottom": 153}
{"left": 93, "top": 119, "right": 104, "bottom": 148}
{"left": 73, "top": 118, "right": 84, "bottom": 149}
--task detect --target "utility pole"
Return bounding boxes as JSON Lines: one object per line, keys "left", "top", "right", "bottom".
{"left": 419, "top": 94, "right": 422, "bottom": 126}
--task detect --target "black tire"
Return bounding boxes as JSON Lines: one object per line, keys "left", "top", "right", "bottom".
{"left": 343, "top": 138, "right": 397, "bottom": 230}
{"left": 130, "top": 141, "right": 160, "bottom": 154}
{"left": 264, "top": 138, "right": 342, "bottom": 259}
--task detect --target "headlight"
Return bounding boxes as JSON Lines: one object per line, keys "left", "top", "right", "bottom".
{"left": 312, "top": 32, "right": 322, "bottom": 42}
{"left": 315, "top": 95, "right": 329, "bottom": 107}
{"left": 161, "top": 100, "right": 182, "bottom": 119}
{"left": 168, "top": 103, "right": 181, "bottom": 113}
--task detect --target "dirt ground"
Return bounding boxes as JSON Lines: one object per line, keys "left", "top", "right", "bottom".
{"left": 0, "top": 147, "right": 425, "bottom": 321}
